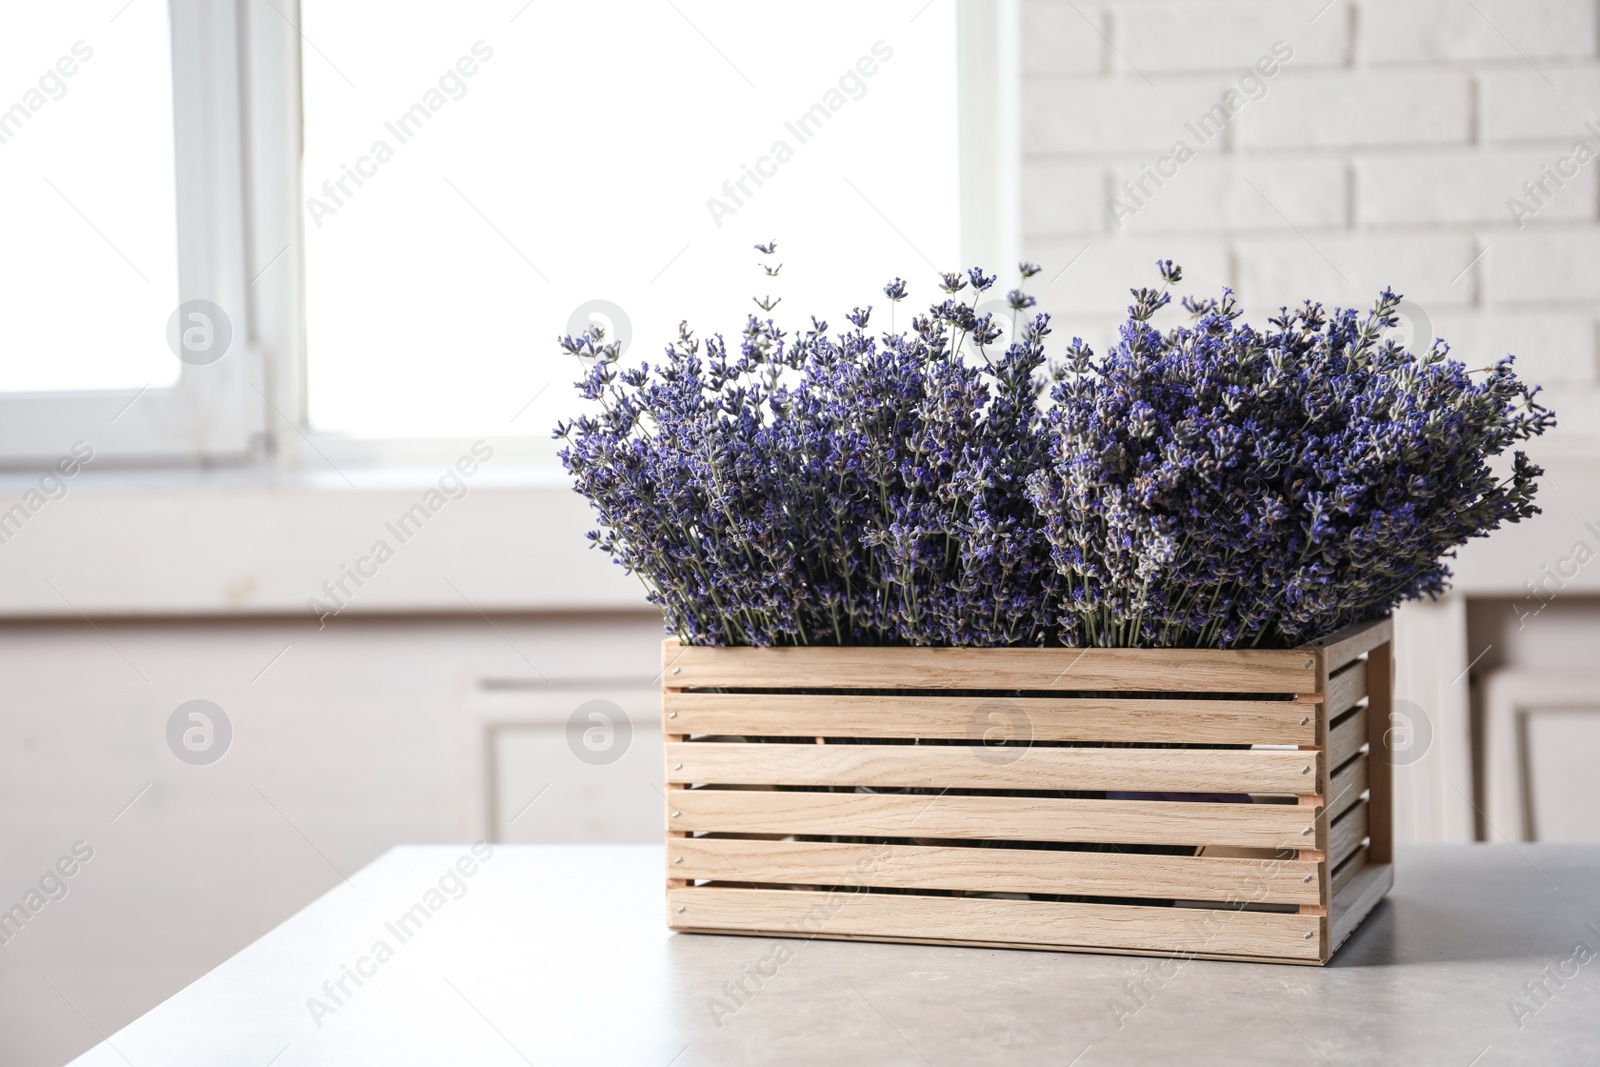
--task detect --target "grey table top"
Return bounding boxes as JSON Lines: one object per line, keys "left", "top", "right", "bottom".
{"left": 70, "top": 843, "right": 1600, "bottom": 1066}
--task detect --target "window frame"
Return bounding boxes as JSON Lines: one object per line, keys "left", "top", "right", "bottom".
{"left": 0, "top": 0, "right": 1015, "bottom": 474}
{"left": 0, "top": 0, "right": 264, "bottom": 469}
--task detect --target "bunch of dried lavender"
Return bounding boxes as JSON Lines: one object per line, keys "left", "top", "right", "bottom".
{"left": 557, "top": 253, "right": 1552, "bottom": 648}
{"left": 1027, "top": 262, "right": 1553, "bottom": 647}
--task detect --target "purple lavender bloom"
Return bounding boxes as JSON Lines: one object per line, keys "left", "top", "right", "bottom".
{"left": 1027, "top": 266, "right": 1553, "bottom": 647}
{"left": 556, "top": 260, "right": 1552, "bottom": 648}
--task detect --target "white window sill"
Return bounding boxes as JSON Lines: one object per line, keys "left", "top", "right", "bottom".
{"left": 0, "top": 460, "right": 646, "bottom": 618}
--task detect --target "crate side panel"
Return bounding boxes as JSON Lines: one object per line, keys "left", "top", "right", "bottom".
{"left": 1327, "top": 660, "right": 1368, "bottom": 720}
{"left": 1327, "top": 705, "right": 1368, "bottom": 771}
{"left": 1328, "top": 753, "right": 1368, "bottom": 823}
{"left": 1329, "top": 798, "right": 1370, "bottom": 869}
{"left": 1329, "top": 860, "right": 1393, "bottom": 957}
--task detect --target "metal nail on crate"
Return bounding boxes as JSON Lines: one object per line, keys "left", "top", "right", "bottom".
{"left": 659, "top": 617, "right": 1395, "bottom": 965}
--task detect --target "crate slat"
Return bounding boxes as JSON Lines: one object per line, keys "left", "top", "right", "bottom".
{"left": 671, "top": 837, "right": 1324, "bottom": 906}
{"left": 1327, "top": 660, "right": 1368, "bottom": 720}
{"left": 664, "top": 691, "right": 1316, "bottom": 746}
{"left": 662, "top": 642, "right": 1317, "bottom": 693}
{"left": 1329, "top": 860, "right": 1392, "bottom": 954}
{"left": 1299, "top": 617, "right": 1394, "bottom": 673}
{"left": 1364, "top": 639, "right": 1396, "bottom": 866}
{"left": 667, "top": 742, "right": 1322, "bottom": 795}
{"left": 668, "top": 788, "right": 1321, "bottom": 850}
{"left": 1329, "top": 798, "right": 1369, "bottom": 869}
{"left": 1327, "top": 705, "right": 1368, "bottom": 771}
{"left": 669, "top": 886, "right": 1324, "bottom": 962}
{"left": 1327, "top": 753, "right": 1368, "bottom": 823}
{"left": 1331, "top": 847, "right": 1368, "bottom": 896}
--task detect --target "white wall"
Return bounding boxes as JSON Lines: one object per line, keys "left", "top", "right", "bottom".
{"left": 1017, "top": 0, "right": 1600, "bottom": 846}
{"left": 0, "top": 614, "right": 664, "bottom": 1067}
{"left": 1019, "top": 0, "right": 1600, "bottom": 449}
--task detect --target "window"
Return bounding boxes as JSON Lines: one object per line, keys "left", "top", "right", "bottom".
{"left": 299, "top": 0, "right": 961, "bottom": 443}
{"left": 0, "top": 0, "right": 258, "bottom": 466}
{"left": 0, "top": 0, "right": 998, "bottom": 467}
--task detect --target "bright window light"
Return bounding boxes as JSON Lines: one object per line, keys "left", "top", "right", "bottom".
{"left": 300, "top": 0, "right": 959, "bottom": 440}
{"left": 0, "top": 1, "right": 181, "bottom": 394}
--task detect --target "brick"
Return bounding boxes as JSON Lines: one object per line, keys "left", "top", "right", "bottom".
{"left": 1024, "top": 80, "right": 1233, "bottom": 154}
{"left": 1359, "top": 0, "right": 1596, "bottom": 62}
{"left": 1024, "top": 237, "right": 1229, "bottom": 316}
{"left": 1117, "top": 2, "right": 1348, "bottom": 72}
{"left": 1235, "top": 234, "right": 1479, "bottom": 310}
{"left": 1530, "top": 384, "right": 1600, "bottom": 439}
{"left": 1023, "top": 161, "right": 1106, "bottom": 235}
{"left": 1021, "top": 0, "right": 1105, "bottom": 75}
{"left": 1108, "top": 158, "right": 1347, "bottom": 233}
{"left": 1482, "top": 68, "right": 1600, "bottom": 143}
{"left": 1486, "top": 230, "right": 1600, "bottom": 302}
{"left": 1235, "top": 72, "right": 1472, "bottom": 147}
{"left": 1430, "top": 312, "right": 1596, "bottom": 384}
{"left": 1358, "top": 150, "right": 1599, "bottom": 225}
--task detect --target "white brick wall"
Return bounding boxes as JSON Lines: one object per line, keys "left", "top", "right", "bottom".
{"left": 1021, "top": 0, "right": 1600, "bottom": 442}
{"left": 1359, "top": 0, "right": 1597, "bottom": 63}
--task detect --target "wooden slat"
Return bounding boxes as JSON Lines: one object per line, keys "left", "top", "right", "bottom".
{"left": 1327, "top": 753, "right": 1367, "bottom": 824}
{"left": 1299, "top": 618, "right": 1393, "bottom": 674}
{"left": 662, "top": 640, "right": 1317, "bottom": 693}
{"left": 1330, "top": 847, "right": 1368, "bottom": 896}
{"left": 668, "top": 742, "right": 1322, "bottom": 795}
{"left": 1365, "top": 639, "right": 1395, "bottom": 865}
{"left": 669, "top": 886, "right": 1323, "bottom": 962}
{"left": 669, "top": 788, "right": 1321, "bottom": 850}
{"left": 1328, "top": 798, "right": 1369, "bottom": 870}
{"left": 1327, "top": 705, "right": 1368, "bottom": 771}
{"left": 1327, "top": 660, "right": 1368, "bottom": 720}
{"left": 664, "top": 691, "right": 1315, "bottom": 746}
{"left": 1328, "top": 860, "right": 1393, "bottom": 958}
{"left": 673, "top": 837, "right": 1324, "bottom": 905}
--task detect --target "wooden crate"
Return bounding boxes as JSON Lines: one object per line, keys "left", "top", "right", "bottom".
{"left": 662, "top": 618, "right": 1394, "bottom": 965}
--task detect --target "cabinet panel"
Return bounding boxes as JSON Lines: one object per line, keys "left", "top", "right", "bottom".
{"left": 1525, "top": 709, "right": 1600, "bottom": 843}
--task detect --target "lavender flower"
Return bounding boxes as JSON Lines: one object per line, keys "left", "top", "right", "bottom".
{"left": 556, "top": 260, "right": 1552, "bottom": 648}
{"left": 1027, "top": 266, "right": 1553, "bottom": 647}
